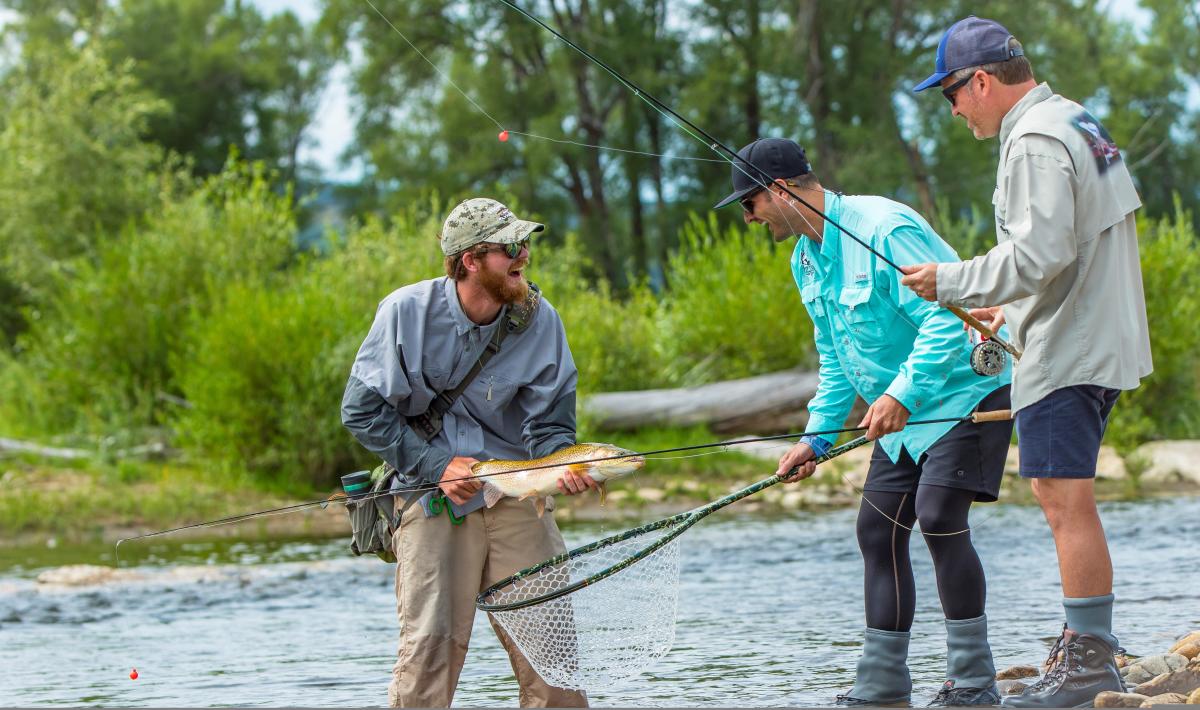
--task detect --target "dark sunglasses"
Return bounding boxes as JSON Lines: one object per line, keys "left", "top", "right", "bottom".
{"left": 739, "top": 188, "right": 765, "bottom": 214}
{"left": 477, "top": 238, "right": 530, "bottom": 259}
{"left": 942, "top": 73, "right": 973, "bottom": 106}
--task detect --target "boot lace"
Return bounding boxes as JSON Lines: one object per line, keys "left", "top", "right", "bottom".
{"left": 1027, "top": 625, "right": 1083, "bottom": 692}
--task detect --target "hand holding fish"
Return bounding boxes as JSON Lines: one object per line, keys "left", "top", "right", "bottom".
{"left": 471, "top": 443, "right": 645, "bottom": 517}
{"left": 860, "top": 394, "right": 911, "bottom": 440}
{"left": 776, "top": 441, "right": 818, "bottom": 481}
{"left": 439, "top": 456, "right": 483, "bottom": 505}
{"left": 899, "top": 263, "right": 939, "bottom": 301}
{"left": 557, "top": 469, "right": 601, "bottom": 495}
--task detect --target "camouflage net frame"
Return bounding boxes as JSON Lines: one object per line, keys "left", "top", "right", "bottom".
{"left": 477, "top": 435, "right": 870, "bottom": 690}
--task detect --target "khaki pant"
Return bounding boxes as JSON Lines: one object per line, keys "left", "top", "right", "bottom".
{"left": 388, "top": 496, "right": 588, "bottom": 708}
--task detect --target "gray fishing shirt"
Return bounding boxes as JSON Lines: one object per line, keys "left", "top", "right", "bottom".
{"left": 936, "top": 83, "right": 1153, "bottom": 413}
{"left": 341, "top": 276, "right": 578, "bottom": 517}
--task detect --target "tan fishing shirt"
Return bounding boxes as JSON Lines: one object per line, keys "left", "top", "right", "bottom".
{"left": 936, "top": 83, "right": 1153, "bottom": 412}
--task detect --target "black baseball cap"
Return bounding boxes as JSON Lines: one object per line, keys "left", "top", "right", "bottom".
{"left": 913, "top": 16, "right": 1024, "bottom": 92}
{"left": 713, "top": 138, "right": 811, "bottom": 209}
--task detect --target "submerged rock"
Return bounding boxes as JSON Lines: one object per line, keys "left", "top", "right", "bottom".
{"left": 36, "top": 565, "right": 136, "bottom": 587}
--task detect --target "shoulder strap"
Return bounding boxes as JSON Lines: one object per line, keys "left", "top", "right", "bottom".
{"left": 406, "top": 282, "right": 541, "bottom": 441}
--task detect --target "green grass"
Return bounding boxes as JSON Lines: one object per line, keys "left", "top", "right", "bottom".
{"left": 0, "top": 458, "right": 319, "bottom": 544}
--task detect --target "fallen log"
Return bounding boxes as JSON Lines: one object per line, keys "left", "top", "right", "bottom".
{"left": 582, "top": 369, "right": 841, "bottom": 434}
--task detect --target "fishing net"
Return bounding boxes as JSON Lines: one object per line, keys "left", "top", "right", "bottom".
{"left": 479, "top": 518, "right": 686, "bottom": 690}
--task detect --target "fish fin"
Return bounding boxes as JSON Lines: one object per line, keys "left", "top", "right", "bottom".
{"left": 483, "top": 482, "right": 505, "bottom": 509}
{"left": 598, "top": 481, "right": 607, "bottom": 506}
{"left": 567, "top": 463, "right": 593, "bottom": 474}
{"left": 518, "top": 490, "right": 535, "bottom": 502}
{"left": 536, "top": 497, "right": 546, "bottom": 518}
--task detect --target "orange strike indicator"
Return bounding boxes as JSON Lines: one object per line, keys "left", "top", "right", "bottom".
{"left": 498, "top": 130, "right": 509, "bottom": 142}
{"left": 130, "top": 668, "right": 139, "bottom": 680}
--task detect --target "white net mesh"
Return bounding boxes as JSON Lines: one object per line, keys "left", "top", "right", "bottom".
{"left": 482, "top": 520, "right": 685, "bottom": 690}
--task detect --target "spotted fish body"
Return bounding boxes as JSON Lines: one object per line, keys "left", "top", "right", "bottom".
{"left": 471, "top": 443, "right": 645, "bottom": 515}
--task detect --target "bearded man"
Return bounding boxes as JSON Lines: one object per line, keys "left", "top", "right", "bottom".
{"left": 341, "top": 197, "right": 595, "bottom": 707}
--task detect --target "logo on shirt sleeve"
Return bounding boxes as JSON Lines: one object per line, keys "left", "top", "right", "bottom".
{"left": 1071, "top": 111, "right": 1121, "bottom": 173}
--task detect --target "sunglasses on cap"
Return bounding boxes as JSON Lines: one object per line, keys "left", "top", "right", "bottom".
{"left": 476, "top": 238, "right": 530, "bottom": 259}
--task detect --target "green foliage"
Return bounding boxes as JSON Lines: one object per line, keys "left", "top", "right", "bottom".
{"left": 169, "top": 200, "right": 445, "bottom": 486}
{"left": 655, "top": 214, "right": 815, "bottom": 385}
{"left": 1105, "top": 201, "right": 1200, "bottom": 450}
{"left": 0, "top": 43, "right": 168, "bottom": 316}
{"left": 0, "top": 161, "right": 296, "bottom": 435}
{"left": 530, "top": 234, "right": 662, "bottom": 394}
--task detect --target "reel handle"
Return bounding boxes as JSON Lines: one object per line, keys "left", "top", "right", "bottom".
{"left": 947, "top": 305, "right": 1024, "bottom": 359}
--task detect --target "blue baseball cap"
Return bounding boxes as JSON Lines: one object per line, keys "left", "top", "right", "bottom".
{"left": 912, "top": 16, "right": 1024, "bottom": 92}
{"left": 713, "top": 138, "right": 811, "bottom": 209}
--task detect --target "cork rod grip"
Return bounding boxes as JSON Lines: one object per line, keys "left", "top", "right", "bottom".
{"left": 971, "top": 409, "right": 1013, "bottom": 423}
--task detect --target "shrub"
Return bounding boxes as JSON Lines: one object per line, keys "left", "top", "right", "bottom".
{"left": 1105, "top": 199, "right": 1200, "bottom": 450}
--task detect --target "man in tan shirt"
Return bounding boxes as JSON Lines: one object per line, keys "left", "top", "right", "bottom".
{"left": 903, "top": 16, "right": 1152, "bottom": 708}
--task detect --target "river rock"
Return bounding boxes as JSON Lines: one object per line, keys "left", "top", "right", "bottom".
{"left": 1188, "top": 687, "right": 1200, "bottom": 705}
{"left": 1175, "top": 643, "right": 1200, "bottom": 661}
{"left": 1123, "top": 665, "right": 1155, "bottom": 685}
{"left": 36, "top": 564, "right": 128, "bottom": 586}
{"left": 997, "top": 665, "right": 1040, "bottom": 680}
{"left": 1169, "top": 631, "right": 1200, "bottom": 655}
{"left": 1095, "top": 446, "right": 1128, "bottom": 480}
{"left": 1133, "top": 653, "right": 1188, "bottom": 678}
{"left": 635, "top": 487, "right": 665, "bottom": 503}
{"left": 1093, "top": 691, "right": 1149, "bottom": 708}
{"left": 1133, "top": 664, "right": 1200, "bottom": 697}
{"left": 780, "top": 490, "right": 805, "bottom": 510}
{"left": 996, "top": 679, "right": 1029, "bottom": 696}
{"left": 1138, "top": 692, "right": 1188, "bottom": 707}
{"left": 1133, "top": 441, "right": 1200, "bottom": 484}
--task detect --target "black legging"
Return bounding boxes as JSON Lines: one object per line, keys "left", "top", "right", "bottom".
{"left": 856, "top": 484, "right": 986, "bottom": 631}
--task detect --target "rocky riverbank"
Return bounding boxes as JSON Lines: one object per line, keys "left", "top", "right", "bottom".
{"left": 5, "top": 439, "right": 1199, "bottom": 545}
{"left": 554, "top": 439, "right": 1200, "bottom": 521}
{"left": 995, "top": 630, "right": 1200, "bottom": 706}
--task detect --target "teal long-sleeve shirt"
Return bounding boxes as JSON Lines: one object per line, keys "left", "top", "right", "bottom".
{"left": 796, "top": 192, "right": 1010, "bottom": 464}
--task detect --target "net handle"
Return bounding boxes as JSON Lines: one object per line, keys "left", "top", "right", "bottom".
{"left": 476, "top": 435, "right": 871, "bottom": 612}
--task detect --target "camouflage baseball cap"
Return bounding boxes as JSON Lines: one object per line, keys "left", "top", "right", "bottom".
{"left": 439, "top": 198, "right": 545, "bottom": 256}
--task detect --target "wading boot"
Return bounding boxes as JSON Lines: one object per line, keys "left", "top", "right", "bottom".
{"left": 929, "top": 616, "right": 1000, "bottom": 706}
{"left": 1001, "top": 626, "right": 1123, "bottom": 708}
{"left": 835, "top": 628, "right": 913, "bottom": 707}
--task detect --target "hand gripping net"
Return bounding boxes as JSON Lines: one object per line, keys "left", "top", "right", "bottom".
{"left": 477, "top": 517, "right": 687, "bottom": 690}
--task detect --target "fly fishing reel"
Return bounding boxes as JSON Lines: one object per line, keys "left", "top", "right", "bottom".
{"left": 970, "top": 340, "right": 1008, "bottom": 376}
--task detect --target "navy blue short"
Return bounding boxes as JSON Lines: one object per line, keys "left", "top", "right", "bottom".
{"left": 863, "top": 386, "right": 1013, "bottom": 503}
{"left": 1016, "top": 385, "right": 1120, "bottom": 479}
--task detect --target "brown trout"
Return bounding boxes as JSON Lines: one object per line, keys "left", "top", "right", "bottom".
{"left": 471, "top": 443, "right": 645, "bottom": 517}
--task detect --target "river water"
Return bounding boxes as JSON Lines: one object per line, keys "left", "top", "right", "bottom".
{"left": 1, "top": 495, "right": 1197, "bottom": 706}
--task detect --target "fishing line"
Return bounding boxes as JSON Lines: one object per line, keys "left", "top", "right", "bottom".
{"left": 488, "top": 0, "right": 1020, "bottom": 359}
{"left": 114, "top": 412, "right": 1008, "bottom": 558}
{"left": 360, "top": 0, "right": 723, "bottom": 163}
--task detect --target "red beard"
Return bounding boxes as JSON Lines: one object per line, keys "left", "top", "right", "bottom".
{"left": 477, "top": 257, "right": 529, "bottom": 304}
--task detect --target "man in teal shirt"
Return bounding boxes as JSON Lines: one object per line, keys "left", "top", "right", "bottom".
{"left": 715, "top": 138, "right": 1012, "bottom": 706}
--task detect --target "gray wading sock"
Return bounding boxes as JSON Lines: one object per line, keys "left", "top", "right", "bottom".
{"left": 945, "top": 615, "right": 997, "bottom": 688}
{"left": 848, "top": 627, "right": 912, "bottom": 703}
{"left": 1063, "top": 594, "right": 1119, "bottom": 650}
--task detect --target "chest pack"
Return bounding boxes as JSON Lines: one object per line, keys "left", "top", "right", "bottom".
{"left": 341, "top": 283, "right": 542, "bottom": 562}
